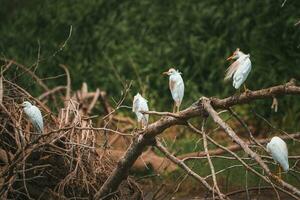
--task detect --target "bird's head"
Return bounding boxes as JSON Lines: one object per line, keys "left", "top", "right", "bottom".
{"left": 133, "top": 93, "right": 142, "bottom": 100}
{"left": 162, "top": 68, "right": 179, "bottom": 76}
{"left": 21, "top": 101, "right": 32, "bottom": 108}
{"left": 227, "top": 48, "right": 243, "bottom": 61}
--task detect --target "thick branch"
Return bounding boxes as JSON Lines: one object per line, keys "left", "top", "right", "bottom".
{"left": 210, "top": 80, "right": 299, "bottom": 109}
{"left": 94, "top": 137, "right": 154, "bottom": 199}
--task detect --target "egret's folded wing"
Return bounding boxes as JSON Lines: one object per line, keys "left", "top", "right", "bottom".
{"left": 241, "top": 59, "right": 251, "bottom": 75}
{"left": 33, "top": 120, "right": 43, "bottom": 133}
{"left": 132, "top": 97, "right": 140, "bottom": 112}
{"left": 176, "top": 81, "right": 184, "bottom": 97}
{"left": 282, "top": 141, "right": 288, "bottom": 161}
{"left": 31, "top": 106, "right": 44, "bottom": 132}
{"left": 169, "top": 79, "right": 176, "bottom": 92}
{"left": 176, "top": 80, "right": 184, "bottom": 87}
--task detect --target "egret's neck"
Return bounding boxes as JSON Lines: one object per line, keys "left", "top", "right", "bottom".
{"left": 24, "top": 105, "right": 32, "bottom": 111}
{"left": 237, "top": 51, "right": 245, "bottom": 58}
{"left": 170, "top": 72, "right": 180, "bottom": 78}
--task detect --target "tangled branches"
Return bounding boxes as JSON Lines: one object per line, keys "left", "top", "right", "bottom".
{"left": 0, "top": 61, "right": 141, "bottom": 200}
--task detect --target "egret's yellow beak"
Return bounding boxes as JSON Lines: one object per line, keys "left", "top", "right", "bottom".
{"left": 162, "top": 71, "right": 169, "bottom": 75}
{"left": 226, "top": 55, "right": 234, "bottom": 61}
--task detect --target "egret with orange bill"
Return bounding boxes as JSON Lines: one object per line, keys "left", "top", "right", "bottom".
{"left": 225, "top": 48, "right": 252, "bottom": 91}
{"left": 163, "top": 68, "right": 184, "bottom": 113}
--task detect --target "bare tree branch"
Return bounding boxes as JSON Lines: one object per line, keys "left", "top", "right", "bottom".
{"left": 199, "top": 120, "right": 224, "bottom": 199}
{"left": 202, "top": 97, "right": 300, "bottom": 197}
{"left": 154, "top": 139, "right": 228, "bottom": 199}
{"left": 204, "top": 134, "right": 298, "bottom": 199}
{"left": 178, "top": 132, "right": 300, "bottom": 160}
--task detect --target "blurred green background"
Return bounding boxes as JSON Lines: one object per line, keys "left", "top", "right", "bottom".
{"left": 1, "top": 0, "right": 300, "bottom": 129}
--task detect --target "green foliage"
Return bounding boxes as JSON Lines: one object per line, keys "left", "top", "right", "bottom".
{"left": 1, "top": 0, "right": 300, "bottom": 128}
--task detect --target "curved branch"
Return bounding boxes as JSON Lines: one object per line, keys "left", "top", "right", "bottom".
{"left": 1, "top": 58, "right": 49, "bottom": 91}
{"left": 38, "top": 86, "right": 66, "bottom": 100}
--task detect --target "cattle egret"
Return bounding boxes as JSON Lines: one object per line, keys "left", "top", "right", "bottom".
{"left": 225, "top": 48, "right": 252, "bottom": 90}
{"left": 163, "top": 68, "right": 184, "bottom": 113}
{"left": 267, "top": 136, "right": 289, "bottom": 178}
{"left": 132, "top": 93, "right": 149, "bottom": 129}
{"left": 22, "top": 101, "right": 44, "bottom": 139}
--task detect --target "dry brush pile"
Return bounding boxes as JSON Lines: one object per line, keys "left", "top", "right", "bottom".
{"left": 0, "top": 61, "right": 142, "bottom": 199}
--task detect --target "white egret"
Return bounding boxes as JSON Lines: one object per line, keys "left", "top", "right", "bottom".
{"left": 225, "top": 48, "right": 252, "bottom": 90}
{"left": 132, "top": 93, "right": 149, "bottom": 129}
{"left": 266, "top": 136, "right": 289, "bottom": 178}
{"left": 163, "top": 68, "right": 184, "bottom": 113}
{"left": 22, "top": 101, "right": 44, "bottom": 139}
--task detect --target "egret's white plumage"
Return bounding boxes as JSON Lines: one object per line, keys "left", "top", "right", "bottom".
{"left": 266, "top": 136, "right": 289, "bottom": 172}
{"left": 225, "top": 48, "right": 252, "bottom": 89}
{"left": 163, "top": 68, "right": 184, "bottom": 112}
{"left": 22, "top": 101, "right": 44, "bottom": 134}
{"left": 132, "top": 93, "right": 149, "bottom": 128}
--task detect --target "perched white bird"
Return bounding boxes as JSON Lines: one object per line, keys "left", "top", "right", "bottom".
{"left": 163, "top": 68, "right": 184, "bottom": 113}
{"left": 22, "top": 101, "right": 44, "bottom": 138}
{"left": 267, "top": 136, "right": 289, "bottom": 175}
{"left": 225, "top": 48, "right": 252, "bottom": 90}
{"left": 132, "top": 93, "right": 149, "bottom": 129}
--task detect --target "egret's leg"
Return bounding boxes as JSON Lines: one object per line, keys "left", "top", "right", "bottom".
{"left": 278, "top": 165, "right": 282, "bottom": 180}
{"left": 140, "top": 121, "right": 143, "bottom": 130}
{"left": 243, "top": 84, "right": 250, "bottom": 93}
{"left": 271, "top": 97, "right": 278, "bottom": 112}
{"left": 141, "top": 121, "right": 147, "bottom": 130}
{"left": 176, "top": 105, "right": 180, "bottom": 113}
{"left": 173, "top": 103, "right": 176, "bottom": 113}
